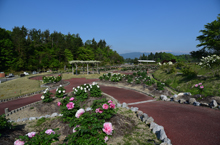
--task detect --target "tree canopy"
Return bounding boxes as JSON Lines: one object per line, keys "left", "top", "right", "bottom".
{"left": 0, "top": 26, "right": 124, "bottom": 72}
{"left": 190, "top": 14, "right": 220, "bottom": 60}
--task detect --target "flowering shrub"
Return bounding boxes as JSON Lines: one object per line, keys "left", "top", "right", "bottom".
{"left": 90, "top": 83, "right": 102, "bottom": 97}
{"left": 65, "top": 112, "right": 109, "bottom": 145}
{"left": 135, "top": 77, "right": 141, "bottom": 84}
{"left": 59, "top": 96, "right": 81, "bottom": 122}
{"left": 15, "top": 128, "right": 60, "bottom": 145}
{"left": 157, "top": 82, "right": 165, "bottom": 90}
{"left": 41, "top": 88, "right": 53, "bottom": 103}
{"left": 42, "top": 75, "right": 62, "bottom": 84}
{"left": 197, "top": 54, "right": 220, "bottom": 68}
{"left": 91, "top": 98, "right": 117, "bottom": 120}
{"left": 55, "top": 85, "right": 66, "bottom": 98}
{"left": 194, "top": 83, "right": 204, "bottom": 94}
{"left": 73, "top": 86, "right": 89, "bottom": 102}
{"left": 144, "top": 77, "right": 155, "bottom": 86}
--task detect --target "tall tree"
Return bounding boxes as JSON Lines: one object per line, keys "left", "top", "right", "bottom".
{"left": 193, "top": 14, "right": 220, "bottom": 56}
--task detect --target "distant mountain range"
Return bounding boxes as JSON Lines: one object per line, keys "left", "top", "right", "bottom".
{"left": 119, "top": 52, "right": 189, "bottom": 59}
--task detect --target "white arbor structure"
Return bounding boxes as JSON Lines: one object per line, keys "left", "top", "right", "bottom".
{"left": 69, "top": 60, "right": 101, "bottom": 75}
{"left": 138, "top": 60, "right": 156, "bottom": 65}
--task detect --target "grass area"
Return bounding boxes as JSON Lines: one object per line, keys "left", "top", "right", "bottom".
{"left": 62, "top": 72, "right": 105, "bottom": 80}
{"left": 0, "top": 72, "right": 105, "bottom": 100}
{"left": 153, "top": 64, "right": 220, "bottom": 97}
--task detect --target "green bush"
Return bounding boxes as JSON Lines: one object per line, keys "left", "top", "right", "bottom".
{"left": 99, "top": 76, "right": 103, "bottom": 80}
{"left": 0, "top": 114, "right": 15, "bottom": 137}
{"left": 169, "top": 66, "right": 177, "bottom": 74}
{"left": 175, "top": 62, "right": 185, "bottom": 68}
{"left": 165, "top": 79, "right": 172, "bottom": 86}
{"left": 133, "top": 72, "right": 137, "bottom": 76}
{"left": 157, "top": 82, "right": 165, "bottom": 90}
{"left": 181, "top": 65, "right": 197, "bottom": 77}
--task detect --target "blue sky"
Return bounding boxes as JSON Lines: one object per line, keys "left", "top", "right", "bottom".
{"left": 0, "top": 0, "right": 220, "bottom": 55}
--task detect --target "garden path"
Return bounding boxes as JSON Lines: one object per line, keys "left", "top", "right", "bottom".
{"left": 1, "top": 77, "right": 220, "bottom": 145}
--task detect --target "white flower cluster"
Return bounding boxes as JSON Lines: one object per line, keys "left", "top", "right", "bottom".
{"left": 73, "top": 82, "right": 99, "bottom": 94}
{"left": 43, "top": 88, "right": 49, "bottom": 94}
{"left": 198, "top": 54, "right": 220, "bottom": 68}
{"left": 56, "top": 85, "right": 65, "bottom": 94}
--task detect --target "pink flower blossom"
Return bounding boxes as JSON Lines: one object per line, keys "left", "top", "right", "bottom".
{"left": 200, "top": 86, "right": 204, "bottom": 89}
{"left": 75, "top": 108, "right": 85, "bottom": 118}
{"left": 57, "top": 102, "right": 62, "bottom": 106}
{"left": 95, "top": 108, "right": 103, "bottom": 113}
{"left": 69, "top": 97, "right": 74, "bottom": 101}
{"left": 199, "top": 83, "right": 202, "bottom": 85}
{"left": 66, "top": 102, "right": 74, "bottom": 110}
{"left": 110, "top": 103, "right": 115, "bottom": 109}
{"left": 103, "top": 122, "right": 113, "bottom": 135}
{"left": 14, "top": 139, "right": 25, "bottom": 145}
{"left": 73, "top": 125, "right": 80, "bottom": 133}
{"left": 26, "top": 132, "right": 36, "bottom": 138}
{"left": 45, "top": 129, "right": 55, "bottom": 135}
{"left": 102, "top": 104, "right": 109, "bottom": 110}
{"left": 63, "top": 97, "right": 66, "bottom": 99}
{"left": 108, "top": 100, "right": 113, "bottom": 104}
{"left": 195, "top": 84, "right": 198, "bottom": 87}
{"left": 104, "top": 136, "right": 108, "bottom": 143}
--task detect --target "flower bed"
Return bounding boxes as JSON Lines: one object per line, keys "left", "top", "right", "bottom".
{"left": 1, "top": 82, "right": 119, "bottom": 144}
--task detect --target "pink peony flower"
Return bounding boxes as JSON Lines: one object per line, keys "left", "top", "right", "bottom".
{"left": 66, "top": 102, "right": 74, "bottom": 110}
{"left": 103, "top": 122, "right": 113, "bottom": 135}
{"left": 104, "top": 136, "right": 108, "bottom": 143}
{"left": 45, "top": 129, "right": 55, "bottom": 135}
{"left": 110, "top": 103, "right": 115, "bottom": 109}
{"left": 75, "top": 108, "right": 85, "bottom": 118}
{"left": 14, "top": 139, "right": 25, "bottom": 145}
{"left": 26, "top": 132, "right": 36, "bottom": 138}
{"left": 199, "top": 83, "right": 202, "bottom": 85}
{"left": 57, "top": 102, "right": 62, "bottom": 106}
{"left": 200, "top": 85, "right": 204, "bottom": 89}
{"left": 195, "top": 84, "right": 198, "bottom": 87}
{"left": 69, "top": 97, "right": 74, "bottom": 101}
{"left": 108, "top": 100, "right": 113, "bottom": 104}
{"left": 96, "top": 108, "right": 103, "bottom": 113}
{"left": 73, "top": 125, "right": 80, "bottom": 133}
{"left": 102, "top": 104, "right": 109, "bottom": 110}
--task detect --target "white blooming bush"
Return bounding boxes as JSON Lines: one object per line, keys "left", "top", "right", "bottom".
{"left": 73, "top": 86, "right": 89, "bottom": 102}
{"left": 41, "top": 88, "right": 53, "bottom": 103}
{"left": 197, "top": 54, "right": 220, "bottom": 68}
{"left": 55, "top": 85, "right": 66, "bottom": 98}
{"left": 89, "top": 82, "right": 102, "bottom": 97}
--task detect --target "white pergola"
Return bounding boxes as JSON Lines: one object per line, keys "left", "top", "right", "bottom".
{"left": 138, "top": 60, "right": 155, "bottom": 65}
{"left": 69, "top": 60, "right": 101, "bottom": 75}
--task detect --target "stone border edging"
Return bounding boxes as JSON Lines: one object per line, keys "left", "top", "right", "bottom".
{"left": 151, "top": 74, "right": 220, "bottom": 109}
{"left": 0, "top": 81, "right": 70, "bottom": 104}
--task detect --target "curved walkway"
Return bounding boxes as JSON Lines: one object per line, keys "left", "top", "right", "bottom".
{"left": 1, "top": 77, "right": 220, "bottom": 145}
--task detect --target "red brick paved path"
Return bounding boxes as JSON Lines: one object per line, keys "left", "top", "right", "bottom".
{"left": 1, "top": 77, "right": 220, "bottom": 145}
